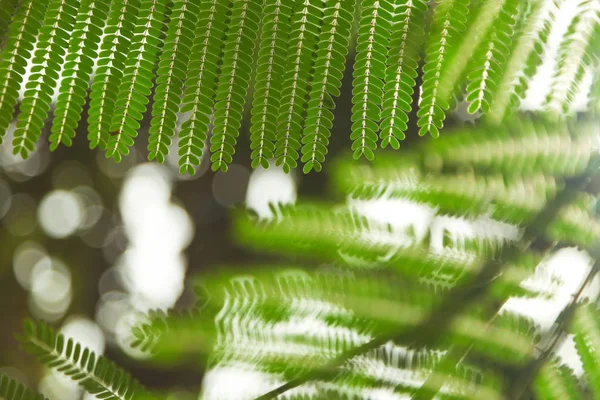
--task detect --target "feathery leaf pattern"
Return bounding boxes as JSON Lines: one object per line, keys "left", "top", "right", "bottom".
{"left": 0, "top": 0, "right": 47, "bottom": 145}
{"left": 249, "top": 0, "right": 294, "bottom": 169}
{"left": 49, "top": 0, "right": 110, "bottom": 149}
{"left": 177, "top": 0, "right": 230, "bottom": 175}
{"left": 210, "top": 0, "right": 262, "bottom": 172}
{"left": 12, "top": 0, "right": 77, "bottom": 158}
{"left": 148, "top": 0, "right": 199, "bottom": 163}
{"left": 107, "top": 0, "right": 168, "bottom": 162}
{"left": 87, "top": 0, "right": 140, "bottom": 149}
{"left": 301, "top": 0, "right": 354, "bottom": 173}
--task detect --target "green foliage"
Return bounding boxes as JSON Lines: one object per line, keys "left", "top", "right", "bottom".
{"left": 0, "top": 375, "right": 47, "bottom": 400}
{"left": 379, "top": 0, "right": 426, "bottom": 149}
{"left": 106, "top": 0, "right": 168, "bottom": 162}
{"left": 18, "top": 319, "right": 149, "bottom": 400}
{"left": 0, "top": 0, "right": 596, "bottom": 173}
{"left": 10, "top": 113, "right": 600, "bottom": 399}
{"left": 0, "top": 0, "right": 46, "bottom": 145}
{"left": 210, "top": 0, "right": 262, "bottom": 172}
{"left": 148, "top": 0, "right": 198, "bottom": 163}
{"left": 87, "top": 0, "right": 140, "bottom": 150}
{"left": 49, "top": 0, "right": 109, "bottom": 150}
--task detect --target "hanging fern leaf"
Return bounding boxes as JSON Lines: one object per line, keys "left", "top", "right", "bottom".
{"left": 0, "top": 0, "right": 47, "bottom": 145}
{"left": 87, "top": 0, "right": 140, "bottom": 150}
{"left": 49, "top": 0, "right": 110, "bottom": 149}
{"left": 301, "top": 0, "right": 354, "bottom": 173}
{"left": 350, "top": 0, "right": 392, "bottom": 160}
{"left": 12, "top": 0, "right": 78, "bottom": 158}
{"left": 486, "top": 0, "right": 556, "bottom": 124}
{"left": 545, "top": 1, "right": 599, "bottom": 114}
{"left": 106, "top": 0, "right": 168, "bottom": 162}
{"left": 0, "top": 375, "right": 47, "bottom": 400}
{"left": 249, "top": 0, "right": 294, "bottom": 169}
{"left": 274, "top": 0, "right": 321, "bottom": 172}
{"left": 19, "top": 319, "right": 150, "bottom": 400}
{"left": 379, "top": 0, "right": 426, "bottom": 150}
{"left": 417, "top": 0, "right": 469, "bottom": 138}
{"left": 210, "top": 0, "right": 262, "bottom": 172}
{"left": 177, "top": 0, "right": 230, "bottom": 175}
{"left": 148, "top": 0, "right": 199, "bottom": 163}
{"left": 465, "top": 0, "right": 519, "bottom": 114}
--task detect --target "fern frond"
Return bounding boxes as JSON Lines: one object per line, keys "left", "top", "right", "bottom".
{"left": 465, "top": 0, "right": 519, "bottom": 114}
{"left": 0, "top": 375, "right": 47, "bottom": 400}
{"left": 417, "top": 0, "right": 469, "bottom": 138}
{"left": 486, "top": 0, "right": 555, "bottom": 124}
{"left": 379, "top": 0, "right": 426, "bottom": 150}
{"left": 0, "top": 0, "right": 46, "bottom": 144}
{"left": 210, "top": 0, "right": 262, "bottom": 172}
{"left": 249, "top": 0, "right": 294, "bottom": 169}
{"left": 130, "top": 308, "right": 214, "bottom": 364}
{"left": 425, "top": 118, "right": 598, "bottom": 177}
{"left": 49, "top": 0, "right": 110, "bottom": 149}
{"left": 107, "top": 0, "right": 168, "bottom": 162}
{"left": 178, "top": 0, "right": 230, "bottom": 175}
{"left": 274, "top": 0, "right": 321, "bottom": 172}
{"left": 545, "top": 1, "right": 599, "bottom": 114}
{"left": 301, "top": 0, "right": 354, "bottom": 173}
{"left": 12, "top": 0, "right": 78, "bottom": 158}
{"left": 19, "top": 319, "right": 150, "bottom": 400}
{"left": 535, "top": 362, "right": 584, "bottom": 400}
{"left": 148, "top": 0, "right": 199, "bottom": 163}
{"left": 87, "top": 0, "right": 140, "bottom": 149}
{"left": 350, "top": 0, "right": 392, "bottom": 160}
{"left": 572, "top": 304, "right": 600, "bottom": 398}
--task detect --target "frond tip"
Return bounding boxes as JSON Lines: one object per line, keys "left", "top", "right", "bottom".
{"left": 18, "top": 319, "right": 149, "bottom": 400}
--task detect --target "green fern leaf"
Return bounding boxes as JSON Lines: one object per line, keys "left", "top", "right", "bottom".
{"left": 249, "top": 0, "right": 294, "bottom": 169}
{"left": 465, "top": 0, "right": 519, "bottom": 114}
{"left": 178, "top": 0, "right": 230, "bottom": 175}
{"left": 545, "top": 2, "right": 599, "bottom": 114}
{"left": 49, "top": 0, "right": 110, "bottom": 150}
{"left": 19, "top": 319, "right": 150, "bottom": 400}
{"left": 274, "top": 0, "right": 321, "bottom": 172}
{"left": 0, "top": 0, "right": 46, "bottom": 144}
{"left": 350, "top": 0, "right": 393, "bottom": 160}
{"left": 426, "top": 118, "right": 597, "bottom": 177}
{"left": 572, "top": 304, "right": 600, "bottom": 398}
{"left": 417, "top": 0, "right": 469, "bottom": 138}
{"left": 486, "top": 0, "right": 555, "bottom": 124}
{"left": 301, "top": 0, "right": 354, "bottom": 173}
{"left": 0, "top": 375, "right": 47, "bottom": 400}
{"left": 87, "top": 0, "right": 140, "bottom": 150}
{"left": 535, "top": 362, "right": 584, "bottom": 400}
{"left": 210, "top": 0, "right": 263, "bottom": 172}
{"left": 107, "top": 0, "right": 168, "bottom": 162}
{"left": 148, "top": 0, "right": 199, "bottom": 163}
{"left": 12, "top": 0, "right": 77, "bottom": 158}
{"left": 379, "top": 0, "right": 426, "bottom": 150}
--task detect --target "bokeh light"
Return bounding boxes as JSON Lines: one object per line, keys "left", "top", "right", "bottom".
{"left": 29, "top": 258, "right": 72, "bottom": 322}
{"left": 245, "top": 164, "right": 297, "bottom": 219}
{"left": 38, "top": 190, "right": 84, "bottom": 238}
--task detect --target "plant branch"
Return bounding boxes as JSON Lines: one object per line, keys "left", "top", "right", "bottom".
{"left": 510, "top": 260, "right": 599, "bottom": 399}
